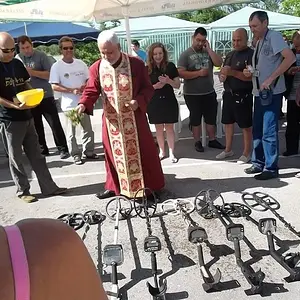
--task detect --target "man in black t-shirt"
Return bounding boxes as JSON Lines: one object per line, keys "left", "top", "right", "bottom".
{"left": 0, "top": 32, "right": 67, "bottom": 203}
{"left": 216, "top": 28, "right": 254, "bottom": 163}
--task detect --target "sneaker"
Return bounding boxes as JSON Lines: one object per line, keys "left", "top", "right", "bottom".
{"left": 74, "top": 155, "right": 83, "bottom": 165}
{"left": 18, "top": 194, "right": 37, "bottom": 203}
{"left": 244, "top": 165, "right": 262, "bottom": 174}
{"left": 60, "top": 151, "right": 70, "bottom": 159}
{"left": 195, "top": 141, "right": 204, "bottom": 152}
{"left": 82, "top": 153, "right": 99, "bottom": 160}
{"left": 208, "top": 139, "right": 225, "bottom": 150}
{"left": 216, "top": 151, "right": 234, "bottom": 159}
{"left": 254, "top": 171, "right": 278, "bottom": 180}
{"left": 238, "top": 155, "right": 251, "bottom": 163}
{"left": 295, "top": 173, "right": 300, "bottom": 178}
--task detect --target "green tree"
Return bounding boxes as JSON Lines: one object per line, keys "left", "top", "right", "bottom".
{"left": 281, "top": 0, "right": 300, "bottom": 16}
{"left": 174, "top": 8, "right": 228, "bottom": 24}
{"left": 37, "top": 42, "right": 100, "bottom": 67}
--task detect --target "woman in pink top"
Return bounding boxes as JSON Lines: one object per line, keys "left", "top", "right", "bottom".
{"left": 0, "top": 218, "right": 108, "bottom": 300}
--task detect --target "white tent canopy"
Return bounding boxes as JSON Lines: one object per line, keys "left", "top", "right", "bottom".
{"left": 0, "top": 0, "right": 256, "bottom": 52}
{"left": 113, "top": 15, "right": 207, "bottom": 35}
{"left": 208, "top": 6, "right": 300, "bottom": 31}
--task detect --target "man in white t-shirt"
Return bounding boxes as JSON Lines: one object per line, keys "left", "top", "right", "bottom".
{"left": 49, "top": 36, "right": 98, "bottom": 165}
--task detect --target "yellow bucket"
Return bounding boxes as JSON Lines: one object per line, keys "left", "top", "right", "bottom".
{"left": 16, "top": 88, "right": 44, "bottom": 107}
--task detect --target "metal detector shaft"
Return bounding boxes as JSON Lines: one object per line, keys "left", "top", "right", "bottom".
{"left": 270, "top": 209, "right": 300, "bottom": 238}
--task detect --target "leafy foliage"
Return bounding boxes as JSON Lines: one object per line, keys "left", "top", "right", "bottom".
{"left": 281, "top": 0, "right": 300, "bottom": 17}
{"left": 37, "top": 42, "right": 100, "bottom": 67}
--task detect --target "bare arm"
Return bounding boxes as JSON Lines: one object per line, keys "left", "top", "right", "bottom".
{"left": 52, "top": 83, "right": 75, "bottom": 94}
{"left": 178, "top": 68, "right": 207, "bottom": 80}
{"left": 0, "top": 97, "right": 19, "bottom": 109}
{"left": 267, "top": 48, "right": 296, "bottom": 82}
{"left": 168, "top": 77, "right": 180, "bottom": 89}
{"left": 28, "top": 69, "right": 50, "bottom": 80}
{"left": 207, "top": 48, "right": 223, "bottom": 67}
{"left": 229, "top": 70, "right": 252, "bottom": 81}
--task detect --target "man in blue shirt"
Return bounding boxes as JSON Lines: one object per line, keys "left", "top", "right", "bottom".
{"left": 131, "top": 40, "right": 147, "bottom": 63}
{"left": 243, "top": 11, "right": 295, "bottom": 180}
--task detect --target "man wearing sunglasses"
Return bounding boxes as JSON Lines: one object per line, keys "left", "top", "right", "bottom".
{"left": 50, "top": 36, "right": 98, "bottom": 165}
{"left": 0, "top": 32, "right": 67, "bottom": 203}
{"left": 16, "top": 35, "right": 69, "bottom": 159}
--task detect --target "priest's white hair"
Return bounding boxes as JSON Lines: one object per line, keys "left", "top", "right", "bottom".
{"left": 97, "top": 30, "right": 119, "bottom": 45}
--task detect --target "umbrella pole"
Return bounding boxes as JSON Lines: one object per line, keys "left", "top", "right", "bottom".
{"left": 122, "top": 7, "right": 132, "bottom": 55}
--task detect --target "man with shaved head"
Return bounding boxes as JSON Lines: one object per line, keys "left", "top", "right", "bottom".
{"left": 217, "top": 28, "right": 254, "bottom": 163}
{"left": 0, "top": 32, "right": 66, "bottom": 202}
{"left": 76, "top": 30, "right": 165, "bottom": 200}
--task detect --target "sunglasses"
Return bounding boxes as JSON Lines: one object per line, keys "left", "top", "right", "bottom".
{"left": 0, "top": 48, "right": 15, "bottom": 54}
{"left": 62, "top": 46, "right": 74, "bottom": 50}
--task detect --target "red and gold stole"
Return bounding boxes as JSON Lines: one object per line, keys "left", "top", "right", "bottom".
{"left": 100, "top": 54, "right": 145, "bottom": 198}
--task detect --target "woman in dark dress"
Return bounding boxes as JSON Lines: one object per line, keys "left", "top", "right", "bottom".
{"left": 147, "top": 43, "right": 180, "bottom": 163}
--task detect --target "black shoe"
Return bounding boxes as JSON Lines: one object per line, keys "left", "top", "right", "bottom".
{"left": 195, "top": 141, "right": 204, "bottom": 152}
{"left": 208, "top": 139, "right": 225, "bottom": 150}
{"left": 254, "top": 171, "right": 278, "bottom": 180}
{"left": 95, "top": 190, "right": 115, "bottom": 199}
{"left": 41, "top": 148, "right": 50, "bottom": 156}
{"left": 282, "top": 150, "right": 298, "bottom": 157}
{"left": 60, "top": 151, "right": 70, "bottom": 159}
{"left": 244, "top": 165, "right": 262, "bottom": 174}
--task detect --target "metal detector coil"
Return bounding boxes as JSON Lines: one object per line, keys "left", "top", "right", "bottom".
{"left": 195, "top": 189, "right": 225, "bottom": 219}
{"left": 133, "top": 187, "right": 158, "bottom": 219}
{"left": 83, "top": 210, "right": 106, "bottom": 225}
{"left": 242, "top": 192, "right": 280, "bottom": 211}
{"left": 105, "top": 196, "right": 133, "bottom": 220}
{"left": 103, "top": 244, "right": 124, "bottom": 266}
{"left": 161, "top": 199, "right": 195, "bottom": 216}
{"left": 57, "top": 213, "right": 85, "bottom": 231}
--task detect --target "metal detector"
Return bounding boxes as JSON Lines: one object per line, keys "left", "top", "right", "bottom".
{"left": 195, "top": 189, "right": 265, "bottom": 294}
{"left": 57, "top": 210, "right": 106, "bottom": 241}
{"left": 258, "top": 218, "right": 300, "bottom": 282}
{"left": 242, "top": 192, "right": 300, "bottom": 238}
{"left": 133, "top": 188, "right": 167, "bottom": 300}
{"left": 104, "top": 196, "right": 133, "bottom": 300}
{"left": 161, "top": 199, "right": 221, "bottom": 292}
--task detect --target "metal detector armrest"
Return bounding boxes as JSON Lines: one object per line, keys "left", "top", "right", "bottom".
{"left": 226, "top": 224, "right": 244, "bottom": 242}
{"left": 259, "top": 218, "right": 277, "bottom": 235}
{"left": 103, "top": 244, "right": 124, "bottom": 266}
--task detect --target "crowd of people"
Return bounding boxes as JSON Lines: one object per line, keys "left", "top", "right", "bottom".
{"left": 0, "top": 9, "right": 300, "bottom": 299}
{"left": 0, "top": 10, "right": 299, "bottom": 204}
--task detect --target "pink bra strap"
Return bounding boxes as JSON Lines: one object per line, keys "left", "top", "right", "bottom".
{"left": 4, "top": 225, "right": 30, "bottom": 300}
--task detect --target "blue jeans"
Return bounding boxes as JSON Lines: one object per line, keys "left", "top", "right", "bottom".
{"left": 251, "top": 93, "right": 282, "bottom": 173}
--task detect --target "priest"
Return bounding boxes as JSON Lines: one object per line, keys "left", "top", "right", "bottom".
{"left": 77, "top": 30, "right": 165, "bottom": 199}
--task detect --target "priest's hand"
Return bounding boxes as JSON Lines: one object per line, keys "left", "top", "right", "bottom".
{"left": 76, "top": 104, "right": 86, "bottom": 114}
{"left": 125, "top": 100, "right": 138, "bottom": 111}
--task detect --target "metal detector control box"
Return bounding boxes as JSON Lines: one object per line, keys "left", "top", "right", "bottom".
{"left": 259, "top": 218, "right": 277, "bottom": 235}
{"left": 188, "top": 226, "right": 208, "bottom": 243}
{"left": 226, "top": 224, "right": 244, "bottom": 241}
{"left": 103, "top": 244, "right": 124, "bottom": 266}
{"left": 144, "top": 236, "right": 161, "bottom": 252}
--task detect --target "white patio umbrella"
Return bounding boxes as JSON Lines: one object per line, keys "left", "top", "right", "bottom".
{"left": 0, "top": 0, "right": 255, "bottom": 52}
